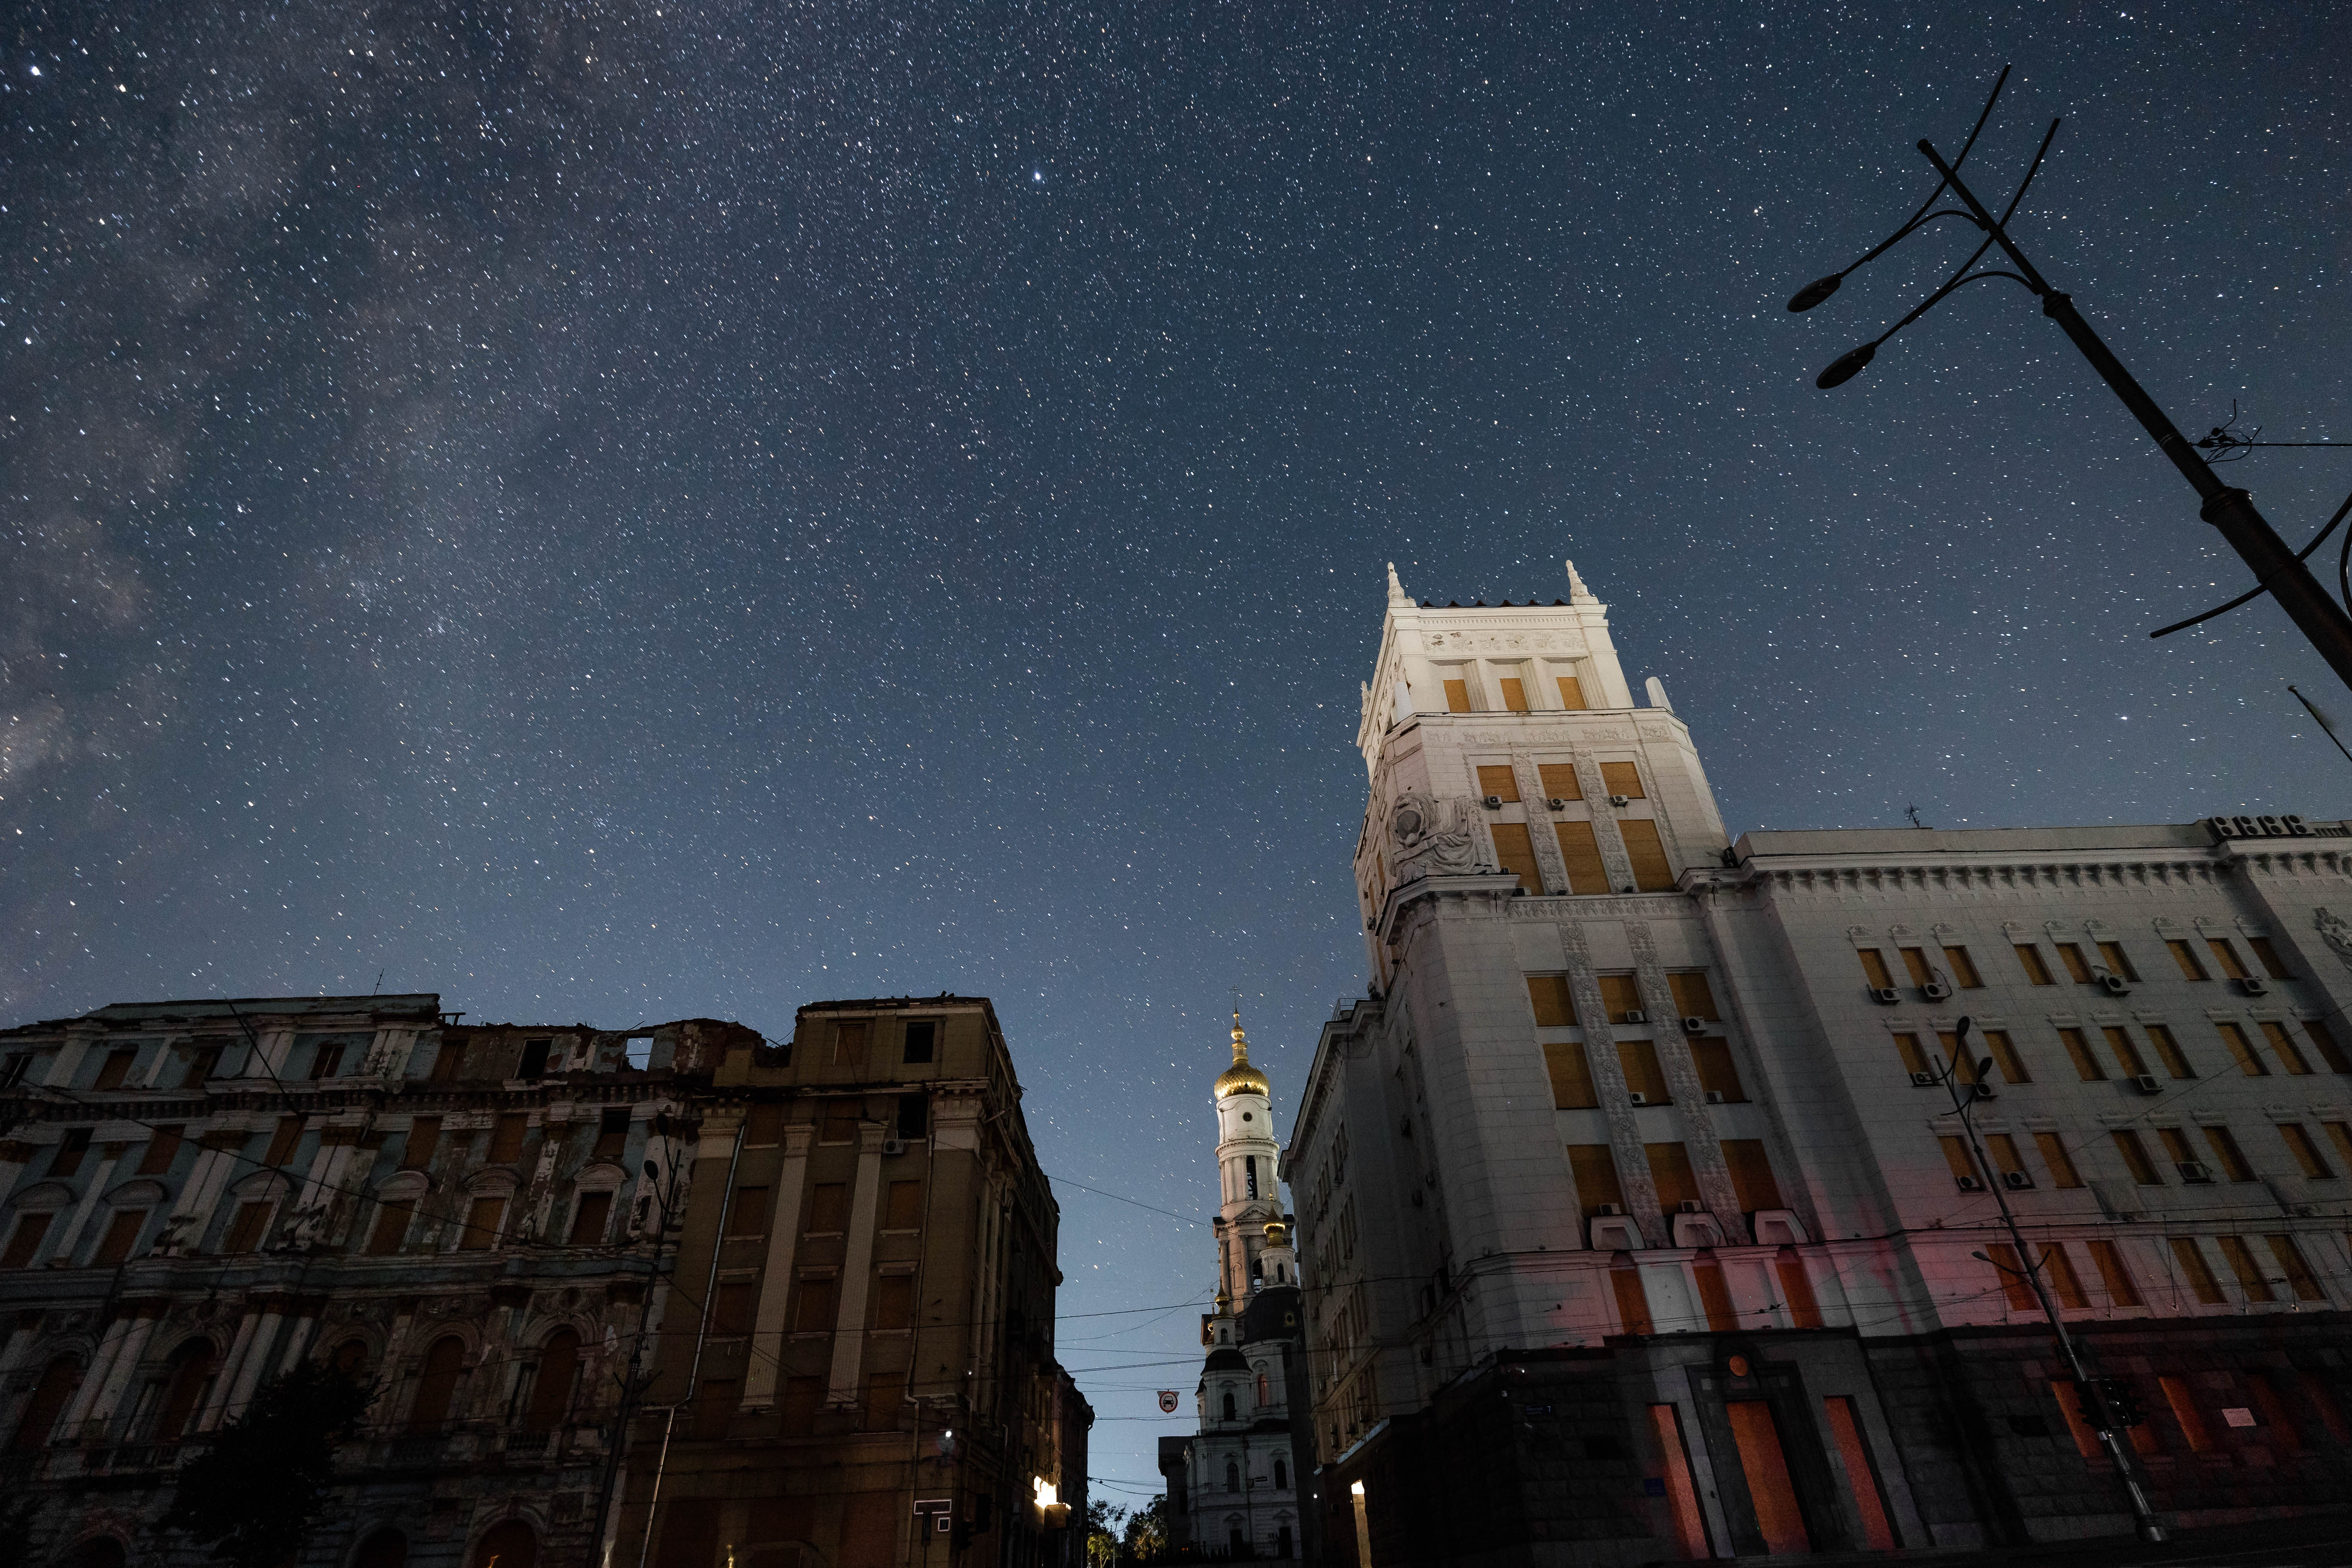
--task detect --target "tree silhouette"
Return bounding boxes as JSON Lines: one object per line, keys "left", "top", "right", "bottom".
{"left": 165, "top": 1362, "right": 373, "bottom": 1568}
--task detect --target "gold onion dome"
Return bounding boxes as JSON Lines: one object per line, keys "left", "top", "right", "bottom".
{"left": 1214, "top": 1009, "right": 1271, "bottom": 1099}
{"left": 1263, "top": 1220, "right": 1289, "bottom": 1243}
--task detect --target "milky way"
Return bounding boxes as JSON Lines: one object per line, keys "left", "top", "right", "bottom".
{"left": 4, "top": 1, "right": 2349, "bottom": 1497}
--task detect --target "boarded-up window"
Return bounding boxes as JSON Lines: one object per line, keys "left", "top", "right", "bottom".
{"left": 1442, "top": 678, "right": 1472, "bottom": 713}
{"left": 137, "top": 1126, "right": 184, "bottom": 1176}
{"left": 1611, "top": 1264, "right": 1653, "bottom": 1335}
{"left": 11, "top": 1357, "right": 81, "bottom": 1451}
{"left": 833, "top": 1019, "right": 869, "bottom": 1066}
{"left": 884, "top": 1180, "right": 924, "bottom": 1230}
{"left": 1981, "top": 1031, "right": 2029, "bottom": 1084}
{"left": 2161, "top": 1375, "right": 2213, "bottom": 1449}
{"left": 2216, "top": 1236, "right": 2273, "bottom": 1301}
{"left": 1898, "top": 947, "right": 1933, "bottom": 987}
{"left": 2058, "top": 1029, "right": 2104, "bottom": 1081}
{"left": 263, "top": 1116, "right": 305, "bottom": 1168}
{"left": 2088, "top": 1240, "right": 2141, "bottom": 1306}
{"left": 1599, "top": 762, "right": 1645, "bottom": 799}
{"left": 408, "top": 1337, "right": 465, "bottom": 1432}
{"left": 1498, "top": 674, "right": 1529, "bottom": 712}
{"left": 2168, "top": 1238, "right": 2225, "bottom": 1303}
{"left": 2266, "top": 1234, "right": 2324, "bottom": 1301}
{"left": 2215, "top": 1023, "right": 2265, "bottom": 1076}
{"left": 1982, "top": 1134, "right": 2026, "bottom": 1180}
{"left": 2204, "top": 1127, "right": 2256, "bottom": 1182}
{"left": 2304, "top": 1018, "right": 2352, "bottom": 1072}
{"left": 1722, "top": 1140, "right": 1782, "bottom": 1212}
{"left": 487, "top": 1114, "right": 530, "bottom": 1165}
{"left": 567, "top": 1191, "right": 612, "bottom": 1245}
{"left": 2250, "top": 937, "right": 2292, "bottom": 979}
{"left": 2014, "top": 943, "right": 2055, "bottom": 985}
{"left": 3, "top": 1213, "right": 55, "bottom": 1269}
{"left": 1858, "top": 950, "right": 1894, "bottom": 989}
{"left": 730, "top": 1186, "right": 773, "bottom": 1239}
{"left": 780, "top": 1377, "right": 825, "bottom": 1432}
{"left": 429, "top": 1041, "right": 467, "bottom": 1081}
{"left": 92, "top": 1049, "right": 137, "bottom": 1090}
{"left": 1526, "top": 974, "right": 1577, "bottom": 1027}
{"left": 221, "top": 1200, "right": 274, "bottom": 1256}
{"left": 92, "top": 1210, "right": 146, "bottom": 1266}
{"left": 1566, "top": 1145, "right": 1623, "bottom": 1217}
{"left": 1620, "top": 820, "right": 1675, "bottom": 891}
{"left": 1668, "top": 973, "right": 1719, "bottom": 1022}
{"left": 1617, "top": 1040, "right": 1670, "bottom": 1103}
{"left": 525, "top": 1329, "right": 580, "bottom": 1430}
{"left": 2168, "top": 939, "right": 2209, "bottom": 980}
{"left": 1694, "top": 1260, "right": 1737, "bottom": 1331}
{"left": 794, "top": 1276, "right": 838, "bottom": 1332}
{"left": 2278, "top": 1124, "right": 2332, "bottom": 1179}
{"left": 1821, "top": 1396, "right": 1896, "bottom": 1551}
{"left": 713, "top": 1283, "right": 755, "bottom": 1336}
{"left": 1776, "top": 1250, "right": 1823, "bottom": 1328}
{"left": 1644, "top": 1142, "right": 1699, "bottom": 1212}
{"left": 2054, "top": 943, "right": 2093, "bottom": 984}
{"left": 1936, "top": 1137, "right": 1979, "bottom": 1185}
{"left": 1537, "top": 763, "right": 1582, "bottom": 801}
{"left": 1553, "top": 822, "right": 1610, "bottom": 894}
{"left": 1942, "top": 946, "right": 1983, "bottom": 988}
{"left": 2243, "top": 1371, "right": 2302, "bottom": 1450}
{"left": 2102, "top": 1028, "right": 2149, "bottom": 1078}
{"left": 455, "top": 1196, "right": 506, "bottom": 1251}
{"left": 821, "top": 1103, "right": 861, "bottom": 1143}
{"left": 1556, "top": 674, "right": 1587, "bottom": 710}
{"left": 838, "top": 1492, "right": 902, "bottom": 1568}
{"left": 2111, "top": 1131, "right": 2161, "bottom": 1185}
{"left": 1596, "top": 974, "right": 1644, "bottom": 1023}
{"left": 368, "top": 1200, "right": 415, "bottom": 1256}
{"left": 1490, "top": 823, "right": 1541, "bottom": 894}
{"left": 1890, "top": 1033, "right": 1929, "bottom": 1075}
{"left": 1475, "top": 765, "right": 1520, "bottom": 802}
{"left": 1543, "top": 1043, "right": 1598, "bottom": 1109}
{"left": 808, "top": 1183, "right": 848, "bottom": 1233}
{"left": 2045, "top": 1245, "right": 2091, "bottom": 1309}
{"left": 1984, "top": 1244, "right": 2037, "bottom": 1311}
{"left": 871, "top": 1274, "right": 914, "bottom": 1330}
{"left": 745, "top": 1102, "right": 784, "bottom": 1145}
{"left": 693, "top": 1378, "right": 739, "bottom": 1439}
{"left": 863, "top": 1372, "right": 906, "bottom": 1430}
{"left": 591, "top": 1108, "right": 630, "bottom": 1160}
{"left": 2144, "top": 1025, "right": 2193, "bottom": 1079}
{"left": 2205, "top": 938, "right": 2249, "bottom": 980}
{"left": 2260, "top": 1022, "right": 2312, "bottom": 1075}
{"left": 1691, "top": 1039, "right": 1745, "bottom": 1102}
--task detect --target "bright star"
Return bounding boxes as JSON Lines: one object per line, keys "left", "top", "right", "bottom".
{"left": 1031, "top": 169, "right": 1044, "bottom": 184}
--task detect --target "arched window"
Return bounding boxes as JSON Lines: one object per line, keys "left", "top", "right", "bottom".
{"left": 408, "top": 1336, "right": 466, "bottom": 1433}
{"left": 1275, "top": 1262, "right": 1287, "bottom": 1283}
{"left": 524, "top": 1328, "right": 580, "bottom": 1430}
{"left": 10, "top": 1356, "right": 81, "bottom": 1452}
{"left": 330, "top": 1338, "right": 370, "bottom": 1379}
{"left": 1225, "top": 1460, "right": 1240, "bottom": 1493}
{"left": 1245, "top": 1157, "right": 1259, "bottom": 1199}
{"left": 354, "top": 1528, "right": 409, "bottom": 1568}
{"left": 1220, "top": 1390, "right": 1236, "bottom": 1421}
{"left": 152, "top": 1340, "right": 216, "bottom": 1442}
{"left": 469, "top": 1520, "right": 537, "bottom": 1568}
{"left": 1273, "top": 1457, "right": 1287, "bottom": 1489}
{"left": 1251, "top": 1256, "right": 1264, "bottom": 1284}
{"left": 1256, "top": 1372, "right": 1271, "bottom": 1406}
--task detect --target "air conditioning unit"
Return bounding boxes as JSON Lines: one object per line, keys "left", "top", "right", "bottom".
{"left": 1607, "top": 793, "right": 1632, "bottom": 808}
{"left": 1921, "top": 980, "right": 1953, "bottom": 1001}
{"left": 1972, "top": 1080, "right": 1998, "bottom": 1100}
{"left": 1482, "top": 795, "right": 1504, "bottom": 810}
{"left": 1677, "top": 1200, "right": 1703, "bottom": 1215}
{"left": 2003, "top": 1170, "right": 2033, "bottom": 1191}
{"left": 1620, "top": 1009, "right": 1647, "bottom": 1025}
{"left": 1909, "top": 1071, "right": 1936, "bottom": 1087}
{"left": 1593, "top": 1203, "right": 1623, "bottom": 1217}
{"left": 881, "top": 1138, "right": 908, "bottom": 1157}
{"left": 2132, "top": 1074, "right": 2161, "bottom": 1095}
{"left": 1626, "top": 1091, "right": 1648, "bottom": 1106}
{"left": 1954, "top": 1175, "right": 1984, "bottom": 1193}
{"left": 1870, "top": 987, "right": 1902, "bottom": 1005}
{"left": 1544, "top": 797, "right": 1570, "bottom": 812}
{"left": 2176, "top": 1160, "right": 2214, "bottom": 1184}
{"left": 1704, "top": 1090, "right": 1727, "bottom": 1105}
{"left": 2098, "top": 974, "right": 2131, "bottom": 996}
{"left": 2236, "top": 975, "right": 2268, "bottom": 996}
{"left": 1681, "top": 1016, "right": 1707, "bottom": 1033}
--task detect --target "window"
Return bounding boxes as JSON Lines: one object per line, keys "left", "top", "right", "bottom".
{"left": 1617, "top": 1040, "right": 1670, "bottom": 1104}
{"left": 2089, "top": 1240, "right": 2141, "bottom": 1306}
{"left": 1246, "top": 1155, "right": 1260, "bottom": 1198}
{"left": 1619, "top": 820, "right": 1675, "bottom": 891}
{"left": 92, "top": 1049, "right": 137, "bottom": 1091}
{"left": 1936, "top": 1032, "right": 1978, "bottom": 1086}
{"left": 518, "top": 1038, "right": 553, "bottom": 1080}
{"left": 1476, "top": 765, "right": 1520, "bottom": 802}
{"left": 1982, "top": 1030, "right": 2029, "bottom": 1084}
{"left": 1599, "top": 762, "right": 1645, "bottom": 799}
{"left": 2144, "top": 1025, "right": 2194, "bottom": 1079}
{"left": 2054, "top": 943, "right": 2093, "bottom": 984}
{"left": 2203, "top": 1127, "right": 2256, "bottom": 1182}
{"left": 408, "top": 1337, "right": 466, "bottom": 1432}
{"left": 1899, "top": 947, "right": 1934, "bottom": 988}
{"left": 895, "top": 1093, "right": 927, "bottom": 1140}
{"left": 2166, "top": 939, "right": 2209, "bottom": 980}
{"left": 1225, "top": 1457, "right": 1241, "bottom": 1488}
{"left": 1721, "top": 1140, "right": 1782, "bottom": 1212}
{"left": 1442, "top": 675, "right": 1472, "bottom": 712}
{"left": 902, "top": 1021, "right": 937, "bottom": 1064}
{"left": 2057, "top": 1028, "right": 2104, "bottom": 1081}
{"left": 2260, "top": 1021, "right": 2312, "bottom": 1075}
{"left": 1543, "top": 1042, "right": 1598, "bottom": 1109}
{"left": 1256, "top": 1372, "right": 1272, "bottom": 1406}
{"left": 92, "top": 1210, "right": 146, "bottom": 1267}
{"left": 2305, "top": 1018, "right": 2352, "bottom": 1072}
{"left": 2326, "top": 1121, "right": 2352, "bottom": 1172}
{"left": 2101, "top": 1027, "right": 2150, "bottom": 1078}
{"left": 1537, "top": 763, "right": 1582, "bottom": 800}
{"left": 729, "top": 1185, "right": 772, "bottom": 1240}
{"left": 181, "top": 1045, "right": 223, "bottom": 1087}
{"left": 807, "top": 1183, "right": 848, "bottom": 1233}
{"left": 1942, "top": 946, "right": 1984, "bottom": 988}
{"left": 2097, "top": 942, "right": 2140, "bottom": 982}
{"left": 1983, "top": 1244, "right": 2037, "bottom": 1311}
{"left": 567, "top": 1191, "right": 612, "bottom": 1245}
{"left": 884, "top": 1180, "right": 924, "bottom": 1229}
{"left": 1525, "top": 975, "right": 1577, "bottom": 1027}
{"left": 2278, "top": 1123, "right": 2333, "bottom": 1179}
{"left": 390, "top": 1117, "right": 441, "bottom": 1173}
{"left": 306, "top": 1043, "right": 344, "bottom": 1080}
{"left": 2014, "top": 944, "right": 2055, "bottom": 985}
{"left": 794, "top": 1275, "right": 838, "bottom": 1332}
{"left": 870, "top": 1275, "right": 913, "bottom": 1330}
{"left": 2249, "top": 937, "right": 2292, "bottom": 979}
{"left": 51, "top": 1127, "right": 93, "bottom": 1178}
{"left": 2265, "top": 1235, "right": 2324, "bottom": 1301}
{"left": 1567, "top": 1145, "right": 1624, "bottom": 1217}
{"left": 2216, "top": 1022, "right": 2266, "bottom": 1076}
{"left": 1859, "top": 949, "right": 1895, "bottom": 990}
{"left": 2044, "top": 1245, "right": 2091, "bottom": 1310}
{"left": 2156, "top": 1126, "right": 2198, "bottom": 1171}
{"left": 428, "top": 1041, "right": 467, "bottom": 1081}
{"left": 1887, "top": 1031, "right": 1932, "bottom": 1076}
{"left": 1, "top": 1214, "right": 53, "bottom": 1269}
{"left": 1553, "top": 822, "right": 1610, "bottom": 894}
{"left": 137, "top": 1127, "right": 183, "bottom": 1176}
{"left": 367, "top": 1200, "right": 415, "bottom": 1256}
{"left": 262, "top": 1116, "right": 304, "bottom": 1168}
{"left": 833, "top": 1018, "right": 869, "bottom": 1065}
{"left": 1274, "top": 1458, "right": 1288, "bottom": 1489}
{"left": 2205, "top": 939, "right": 2249, "bottom": 980}
{"left": 2244, "top": 1371, "right": 2303, "bottom": 1451}
{"left": 1644, "top": 1142, "right": 1699, "bottom": 1212}
{"left": 1668, "top": 972, "right": 1720, "bottom": 1022}
{"left": 2215, "top": 1236, "right": 2273, "bottom": 1301}
{"left": 456, "top": 1196, "right": 506, "bottom": 1251}
{"left": 1596, "top": 974, "right": 1643, "bottom": 1023}
{"left": 487, "top": 1113, "right": 529, "bottom": 1165}
{"left": 1556, "top": 674, "right": 1588, "bottom": 710}
{"left": 1498, "top": 671, "right": 1530, "bottom": 711}
{"left": 1938, "top": 1136, "right": 1982, "bottom": 1188}
{"left": 2111, "top": 1131, "right": 2162, "bottom": 1185}
{"left": 820, "top": 1102, "right": 860, "bottom": 1143}
{"left": 714, "top": 1283, "right": 756, "bottom": 1336}
{"left": 524, "top": 1329, "right": 580, "bottom": 1430}
{"left": 2161, "top": 1375, "right": 2214, "bottom": 1448}
{"left": 2033, "top": 1132, "right": 2083, "bottom": 1188}
{"left": 221, "top": 1200, "right": 275, "bottom": 1255}
{"left": 2169, "top": 1239, "right": 2226, "bottom": 1304}
{"left": 1490, "top": 822, "right": 1541, "bottom": 894}
{"left": 1984, "top": 1133, "right": 2027, "bottom": 1181}
{"left": 0, "top": 1055, "right": 31, "bottom": 1088}
{"left": 592, "top": 1108, "right": 630, "bottom": 1161}
{"left": 1691, "top": 1039, "right": 1746, "bottom": 1102}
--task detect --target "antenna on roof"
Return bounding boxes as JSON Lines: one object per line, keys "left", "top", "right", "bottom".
{"left": 1906, "top": 804, "right": 1927, "bottom": 829}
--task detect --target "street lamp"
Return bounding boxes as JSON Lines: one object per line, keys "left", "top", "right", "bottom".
{"left": 1789, "top": 70, "right": 2352, "bottom": 692}
{"left": 1930, "top": 1018, "right": 2167, "bottom": 1544}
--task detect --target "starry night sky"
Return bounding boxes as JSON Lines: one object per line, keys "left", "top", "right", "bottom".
{"left": 5, "top": 1, "right": 2350, "bottom": 1499}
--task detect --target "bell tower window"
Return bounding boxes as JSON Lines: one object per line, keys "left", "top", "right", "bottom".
{"left": 1245, "top": 1156, "right": 1259, "bottom": 1199}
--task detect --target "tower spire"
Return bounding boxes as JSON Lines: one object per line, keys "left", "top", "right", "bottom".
{"left": 1387, "top": 560, "right": 1411, "bottom": 608}
{"left": 1215, "top": 1002, "right": 1269, "bottom": 1099}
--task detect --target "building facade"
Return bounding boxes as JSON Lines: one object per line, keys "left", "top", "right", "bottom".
{"left": 1173, "top": 1015, "right": 1316, "bottom": 1562}
{"left": 612, "top": 995, "right": 1090, "bottom": 1568}
{"left": 1289, "top": 560, "right": 2352, "bottom": 1565}
{"left": 0, "top": 993, "right": 742, "bottom": 1568}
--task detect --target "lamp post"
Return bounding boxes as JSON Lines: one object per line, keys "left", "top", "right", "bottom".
{"left": 1933, "top": 1018, "right": 2167, "bottom": 1544}
{"left": 1790, "top": 76, "right": 2352, "bottom": 692}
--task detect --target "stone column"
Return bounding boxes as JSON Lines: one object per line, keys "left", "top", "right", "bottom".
{"left": 218, "top": 1298, "right": 288, "bottom": 1427}
{"left": 59, "top": 1310, "right": 135, "bottom": 1436}
{"left": 0, "top": 1141, "right": 34, "bottom": 1211}
{"left": 46, "top": 1144, "right": 126, "bottom": 1265}
{"left": 1557, "top": 924, "right": 1661, "bottom": 1236}
{"left": 824, "top": 1122, "right": 888, "bottom": 1406}
{"left": 275, "top": 1298, "right": 325, "bottom": 1374}
{"left": 741, "top": 1123, "right": 815, "bottom": 1409}
{"left": 1628, "top": 923, "right": 1746, "bottom": 1235}
{"left": 154, "top": 1130, "right": 249, "bottom": 1255}
{"left": 82, "top": 1303, "right": 164, "bottom": 1434}
{"left": 196, "top": 1305, "right": 264, "bottom": 1431}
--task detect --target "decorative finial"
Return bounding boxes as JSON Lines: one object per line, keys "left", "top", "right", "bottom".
{"left": 1565, "top": 557, "right": 1596, "bottom": 603}
{"left": 1231, "top": 1004, "right": 1250, "bottom": 1064}
{"left": 1387, "top": 561, "right": 1410, "bottom": 607}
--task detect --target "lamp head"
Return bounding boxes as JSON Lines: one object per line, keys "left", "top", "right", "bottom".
{"left": 1787, "top": 273, "right": 1842, "bottom": 312}
{"left": 1816, "top": 342, "right": 1877, "bottom": 389}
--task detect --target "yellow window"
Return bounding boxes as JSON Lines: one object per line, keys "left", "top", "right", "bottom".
{"left": 1556, "top": 674, "right": 1588, "bottom": 710}
{"left": 1543, "top": 1043, "right": 1598, "bottom": 1109}
{"left": 2303, "top": 1018, "right": 2352, "bottom": 1072}
{"left": 1983, "top": 1133, "right": 2025, "bottom": 1176}
{"left": 1476, "top": 765, "right": 1520, "bottom": 802}
{"left": 1858, "top": 950, "right": 1894, "bottom": 989}
{"left": 2033, "top": 1132, "right": 2082, "bottom": 1188}
{"left": 1525, "top": 975, "right": 1577, "bottom": 1028}
{"left": 2111, "top": 1130, "right": 2161, "bottom": 1185}
{"left": 1983, "top": 1243, "right": 2037, "bottom": 1311}
{"left": 1721, "top": 1139, "right": 1782, "bottom": 1211}
{"left": 1890, "top": 1032, "right": 1929, "bottom": 1075}
{"left": 1644, "top": 1143, "right": 1700, "bottom": 1210}
{"left": 1899, "top": 947, "right": 1934, "bottom": 987}
{"left": 1490, "top": 823, "right": 1541, "bottom": 894}
{"left": 2054, "top": 943, "right": 2093, "bottom": 983}
{"left": 2265, "top": 1235, "right": 2324, "bottom": 1301}
{"left": 1668, "top": 972, "right": 1719, "bottom": 1021}
{"left": 1983, "top": 1030, "right": 2030, "bottom": 1084}
{"left": 2097, "top": 941, "right": 2139, "bottom": 981}
{"left": 1617, "top": 1040, "right": 1671, "bottom": 1103}
{"left": 2168, "top": 1239, "right": 2226, "bottom": 1305}
{"left": 1619, "top": 819, "right": 1675, "bottom": 891}
{"left": 2144, "top": 1024, "right": 2194, "bottom": 1079}
{"left": 2260, "top": 1021, "right": 2312, "bottom": 1075}
{"left": 2014, "top": 944, "right": 2055, "bottom": 985}
{"left": 1596, "top": 974, "right": 1644, "bottom": 1023}
{"left": 1553, "top": 821, "right": 1609, "bottom": 894}
{"left": 2102, "top": 1027, "right": 2149, "bottom": 1078}
{"left": 2203, "top": 1127, "right": 2255, "bottom": 1182}
{"left": 2278, "top": 1123, "right": 2334, "bottom": 1179}
{"left": 1691, "top": 1039, "right": 1745, "bottom": 1102}
{"left": 1443, "top": 678, "right": 1472, "bottom": 713}
{"left": 1937, "top": 1136, "right": 1980, "bottom": 1185}
{"left": 2044, "top": 1245, "right": 2092, "bottom": 1310}
{"left": 2167, "top": 939, "right": 2208, "bottom": 980}
{"left": 1567, "top": 1145, "right": 1624, "bottom": 1216}
{"left": 2088, "top": 1240, "right": 2141, "bottom": 1306}
{"left": 1537, "top": 763, "right": 1582, "bottom": 800}
{"left": 2216, "top": 1236, "right": 2273, "bottom": 1301}
{"left": 2057, "top": 1028, "right": 2104, "bottom": 1082}
{"left": 2205, "top": 938, "right": 2249, "bottom": 980}
{"left": 1942, "top": 946, "right": 1984, "bottom": 988}
{"left": 2216, "top": 1022, "right": 2266, "bottom": 1076}
{"left": 1599, "top": 762, "right": 1645, "bottom": 799}
{"left": 2248, "top": 937, "right": 2291, "bottom": 980}
{"left": 1498, "top": 676, "right": 1529, "bottom": 712}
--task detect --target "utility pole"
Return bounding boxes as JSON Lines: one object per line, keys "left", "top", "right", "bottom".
{"left": 1934, "top": 1018, "right": 2166, "bottom": 1543}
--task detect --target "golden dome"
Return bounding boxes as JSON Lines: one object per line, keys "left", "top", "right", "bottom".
{"left": 1262, "top": 1220, "right": 1289, "bottom": 1244}
{"left": 1214, "top": 1009, "right": 1271, "bottom": 1099}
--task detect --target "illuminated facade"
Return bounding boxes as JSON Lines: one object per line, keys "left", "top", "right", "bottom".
{"left": 1290, "top": 560, "right": 2352, "bottom": 1564}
